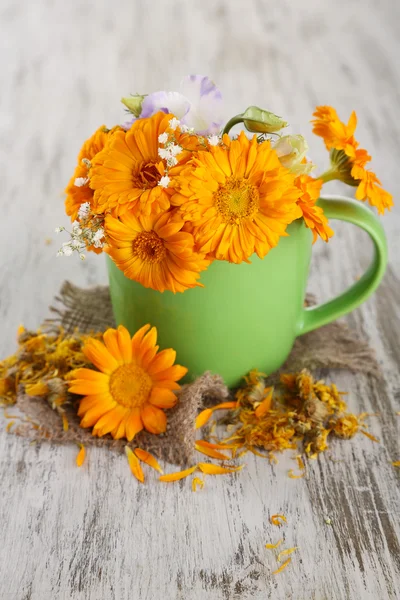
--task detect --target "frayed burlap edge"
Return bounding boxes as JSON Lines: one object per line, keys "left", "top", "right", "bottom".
{"left": 12, "top": 281, "right": 381, "bottom": 465}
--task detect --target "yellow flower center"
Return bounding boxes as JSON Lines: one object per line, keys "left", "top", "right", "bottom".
{"left": 109, "top": 363, "right": 153, "bottom": 408}
{"left": 215, "top": 177, "right": 259, "bottom": 224}
{"left": 136, "top": 162, "right": 161, "bottom": 189}
{"left": 132, "top": 231, "right": 167, "bottom": 263}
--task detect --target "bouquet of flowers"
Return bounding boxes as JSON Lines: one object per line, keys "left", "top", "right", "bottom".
{"left": 59, "top": 75, "right": 392, "bottom": 293}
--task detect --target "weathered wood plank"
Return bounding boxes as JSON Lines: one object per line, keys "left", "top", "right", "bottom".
{"left": 0, "top": 0, "right": 399, "bottom": 598}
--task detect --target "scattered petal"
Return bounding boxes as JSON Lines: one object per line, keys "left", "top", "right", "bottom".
{"left": 277, "top": 547, "right": 298, "bottom": 562}
{"left": 195, "top": 408, "right": 213, "bottom": 429}
{"left": 76, "top": 444, "right": 86, "bottom": 467}
{"left": 6, "top": 421, "right": 15, "bottom": 432}
{"left": 159, "top": 466, "right": 197, "bottom": 482}
{"left": 360, "top": 430, "right": 379, "bottom": 442}
{"left": 288, "top": 469, "right": 305, "bottom": 479}
{"left": 195, "top": 442, "right": 231, "bottom": 461}
{"left": 272, "top": 558, "right": 292, "bottom": 575}
{"left": 125, "top": 446, "right": 145, "bottom": 483}
{"left": 265, "top": 539, "right": 283, "bottom": 549}
{"left": 134, "top": 448, "right": 164, "bottom": 474}
{"left": 197, "top": 463, "right": 244, "bottom": 475}
{"left": 62, "top": 414, "right": 69, "bottom": 432}
{"left": 392, "top": 461, "right": 400, "bottom": 467}
{"left": 270, "top": 514, "right": 287, "bottom": 526}
{"left": 192, "top": 477, "right": 204, "bottom": 492}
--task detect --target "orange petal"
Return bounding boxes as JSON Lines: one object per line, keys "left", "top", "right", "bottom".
{"left": 91, "top": 405, "right": 127, "bottom": 436}
{"left": 265, "top": 539, "right": 283, "bottom": 549}
{"left": 255, "top": 388, "right": 273, "bottom": 418}
{"left": 138, "top": 327, "right": 158, "bottom": 360}
{"left": 117, "top": 325, "right": 133, "bottom": 363}
{"left": 141, "top": 404, "right": 167, "bottom": 434}
{"left": 131, "top": 324, "right": 151, "bottom": 353}
{"left": 71, "top": 368, "right": 110, "bottom": 383}
{"left": 210, "top": 401, "right": 238, "bottom": 410}
{"left": 79, "top": 402, "right": 116, "bottom": 429}
{"left": 192, "top": 477, "right": 204, "bottom": 492}
{"left": 272, "top": 558, "right": 291, "bottom": 575}
{"left": 76, "top": 444, "right": 86, "bottom": 467}
{"left": 125, "top": 446, "right": 145, "bottom": 483}
{"left": 153, "top": 364, "right": 188, "bottom": 383}
{"left": 197, "top": 463, "right": 244, "bottom": 475}
{"left": 195, "top": 443, "right": 231, "bottom": 461}
{"left": 103, "top": 329, "right": 124, "bottom": 364}
{"left": 159, "top": 465, "right": 197, "bottom": 482}
{"left": 83, "top": 339, "right": 119, "bottom": 374}
{"left": 270, "top": 514, "right": 287, "bottom": 526}
{"left": 125, "top": 408, "right": 143, "bottom": 441}
{"left": 148, "top": 387, "right": 178, "bottom": 409}
{"left": 195, "top": 408, "right": 213, "bottom": 429}
{"left": 196, "top": 440, "right": 237, "bottom": 450}
{"left": 288, "top": 469, "right": 305, "bottom": 479}
{"left": 62, "top": 414, "right": 69, "bottom": 432}
{"left": 277, "top": 547, "right": 298, "bottom": 562}
{"left": 68, "top": 378, "right": 109, "bottom": 395}
{"left": 134, "top": 448, "right": 164, "bottom": 473}
{"left": 147, "top": 348, "right": 176, "bottom": 376}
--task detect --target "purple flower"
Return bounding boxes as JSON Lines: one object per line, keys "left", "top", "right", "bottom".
{"left": 122, "top": 76, "right": 223, "bottom": 135}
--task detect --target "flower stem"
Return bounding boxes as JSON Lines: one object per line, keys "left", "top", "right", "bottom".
{"left": 319, "top": 167, "right": 339, "bottom": 184}
{"left": 222, "top": 115, "right": 244, "bottom": 136}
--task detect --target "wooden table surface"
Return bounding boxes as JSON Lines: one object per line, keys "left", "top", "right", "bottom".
{"left": 1, "top": 1, "right": 399, "bottom": 598}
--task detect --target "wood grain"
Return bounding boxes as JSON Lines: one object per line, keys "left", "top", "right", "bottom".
{"left": 0, "top": 0, "right": 399, "bottom": 598}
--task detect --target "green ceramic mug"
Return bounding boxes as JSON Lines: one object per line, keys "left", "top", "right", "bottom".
{"left": 107, "top": 196, "right": 387, "bottom": 387}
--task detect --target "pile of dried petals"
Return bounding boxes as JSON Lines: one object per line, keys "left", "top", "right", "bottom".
{"left": 196, "top": 369, "right": 378, "bottom": 473}
{"left": 0, "top": 326, "right": 100, "bottom": 429}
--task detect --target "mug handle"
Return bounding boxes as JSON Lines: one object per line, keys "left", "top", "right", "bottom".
{"left": 297, "top": 195, "right": 388, "bottom": 336}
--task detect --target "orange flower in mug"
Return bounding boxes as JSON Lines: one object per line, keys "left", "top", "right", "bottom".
{"left": 65, "top": 125, "right": 116, "bottom": 221}
{"left": 105, "top": 210, "right": 210, "bottom": 293}
{"left": 89, "top": 112, "right": 200, "bottom": 218}
{"left": 295, "top": 175, "right": 334, "bottom": 243}
{"left": 69, "top": 324, "right": 188, "bottom": 440}
{"left": 172, "top": 131, "right": 302, "bottom": 264}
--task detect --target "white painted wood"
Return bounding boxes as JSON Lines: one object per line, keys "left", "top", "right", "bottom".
{"left": 0, "top": 1, "right": 399, "bottom": 598}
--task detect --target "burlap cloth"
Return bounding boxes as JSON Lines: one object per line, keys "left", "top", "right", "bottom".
{"left": 14, "top": 282, "right": 381, "bottom": 465}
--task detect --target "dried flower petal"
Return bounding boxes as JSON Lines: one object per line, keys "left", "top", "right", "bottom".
{"left": 288, "top": 469, "right": 305, "bottom": 479}
{"left": 76, "top": 444, "right": 86, "bottom": 467}
{"left": 195, "top": 442, "right": 231, "bottom": 461}
{"left": 271, "top": 514, "right": 287, "bottom": 526}
{"left": 62, "top": 414, "right": 69, "bottom": 432}
{"left": 196, "top": 439, "right": 236, "bottom": 450}
{"left": 255, "top": 388, "right": 273, "bottom": 418}
{"left": 134, "top": 448, "right": 164, "bottom": 474}
{"left": 159, "top": 465, "right": 197, "bottom": 482}
{"left": 125, "top": 446, "right": 145, "bottom": 483}
{"left": 265, "top": 539, "right": 283, "bottom": 549}
{"left": 192, "top": 477, "right": 204, "bottom": 491}
{"left": 195, "top": 408, "right": 213, "bottom": 429}
{"left": 6, "top": 421, "right": 15, "bottom": 432}
{"left": 360, "top": 430, "right": 379, "bottom": 442}
{"left": 197, "top": 463, "right": 244, "bottom": 475}
{"left": 277, "top": 547, "right": 298, "bottom": 562}
{"left": 272, "top": 557, "right": 291, "bottom": 575}
{"left": 392, "top": 461, "right": 400, "bottom": 467}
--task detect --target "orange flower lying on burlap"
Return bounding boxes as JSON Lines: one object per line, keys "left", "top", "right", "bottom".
{"left": 89, "top": 112, "right": 203, "bottom": 218}
{"left": 295, "top": 175, "right": 334, "bottom": 243}
{"left": 105, "top": 210, "right": 210, "bottom": 292}
{"left": 69, "top": 324, "right": 187, "bottom": 440}
{"left": 172, "top": 131, "right": 302, "bottom": 263}
{"left": 312, "top": 106, "right": 393, "bottom": 214}
{"left": 65, "top": 125, "right": 115, "bottom": 221}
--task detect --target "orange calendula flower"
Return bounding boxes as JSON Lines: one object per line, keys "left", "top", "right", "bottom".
{"left": 105, "top": 210, "right": 210, "bottom": 293}
{"left": 69, "top": 324, "right": 187, "bottom": 440}
{"left": 172, "top": 131, "right": 302, "bottom": 263}
{"left": 312, "top": 106, "right": 393, "bottom": 214}
{"left": 65, "top": 125, "right": 113, "bottom": 221}
{"left": 89, "top": 112, "right": 200, "bottom": 218}
{"left": 295, "top": 175, "right": 334, "bottom": 243}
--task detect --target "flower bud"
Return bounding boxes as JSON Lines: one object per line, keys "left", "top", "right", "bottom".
{"left": 243, "top": 106, "right": 288, "bottom": 134}
{"left": 273, "top": 135, "right": 313, "bottom": 175}
{"left": 121, "top": 94, "right": 146, "bottom": 117}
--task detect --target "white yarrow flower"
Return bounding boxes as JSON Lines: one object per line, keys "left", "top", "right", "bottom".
{"left": 55, "top": 226, "right": 64, "bottom": 233}
{"left": 74, "top": 177, "right": 89, "bottom": 187}
{"left": 158, "top": 175, "right": 170, "bottom": 188}
{"left": 169, "top": 117, "right": 180, "bottom": 130}
{"left": 62, "top": 244, "right": 73, "bottom": 257}
{"left": 167, "top": 156, "right": 178, "bottom": 167}
{"left": 158, "top": 132, "right": 169, "bottom": 144}
{"left": 158, "top": 147, "right": 169, "bottom": 160}
{"left": 208, "top": 135, "right": 220, "bottom": 146}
